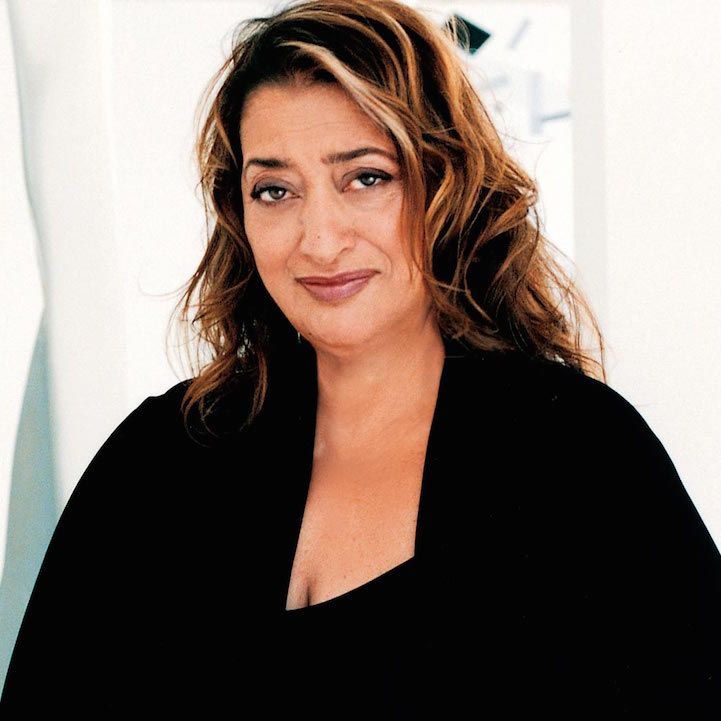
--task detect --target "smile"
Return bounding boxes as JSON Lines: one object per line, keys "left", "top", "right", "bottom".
{"left": 298, "top": 273, "right": 376, "bottom": 302}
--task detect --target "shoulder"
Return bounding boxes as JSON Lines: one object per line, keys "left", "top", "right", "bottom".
{"left": 77, "top": 379, "right": 193, "bottom": 477}
{"left": 38, "top": 381, "right": 196, "bottom": 551}
{"left": 499, "top": 352, "right": 692, "bottom": 511}
{"left": 141, "top": 378, "right": 194, "bottom": 433}
{"left": 452, "top": 348, "right": 681, "bottom": 496}
{"left": 125, "top": 377, "right": 244, "bottom": 446}
{"left": 452, "top": 347, "right": 644, "bottom": 432}
{"left": 61, "top": 377, "right": 227, "bottom": 533}
{"left": 89, "top": 379, "right": 195, "bottom": 456}
{"left": 70, "top": 379, "right": 201, "bottom": 503}
{"left": 456, "top": 351, "right": 719, "bottom": 558}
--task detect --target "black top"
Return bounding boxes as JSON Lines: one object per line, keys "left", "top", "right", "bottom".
{"left": 281, "top": 555, "right": 423, "bottom": 717}
{"left": 2, "top": 335, "right": 721, "bottom": 718}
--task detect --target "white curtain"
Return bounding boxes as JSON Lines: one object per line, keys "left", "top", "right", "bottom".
{"left": 0, "top": 0, "right": 54, "bottom": 691}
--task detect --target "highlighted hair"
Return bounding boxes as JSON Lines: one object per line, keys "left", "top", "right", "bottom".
{"left": 168, "top": 0, "right": 606, "bottom": 441}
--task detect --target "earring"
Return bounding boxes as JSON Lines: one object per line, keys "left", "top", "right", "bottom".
{"left": 297, "top": 330, "right": 301, "bottom": 344}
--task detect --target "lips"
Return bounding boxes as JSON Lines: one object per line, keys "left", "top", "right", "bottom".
{"left": 297, "top": 270, "right": 377, "bottom": 302}
{"left": 298, "top": 270, "right": 377, "bottom": 286}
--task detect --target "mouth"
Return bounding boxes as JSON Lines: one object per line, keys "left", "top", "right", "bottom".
{"left": 297, "top": 270, "right": 377, "bottom": 302}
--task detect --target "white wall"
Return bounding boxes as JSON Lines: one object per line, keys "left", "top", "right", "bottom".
{"left": 7, "top": 0, "right": 126, "bottom": 514}
{"left": 0, "top": 0, "right": 45, "bottom": 588}
{"left": 423, "top": 0, "right": 574, "bottom": 261}
{"left": 572, "top": 0, "right": 721, "bottom": 546}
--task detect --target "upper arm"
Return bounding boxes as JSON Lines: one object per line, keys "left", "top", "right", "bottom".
{"left": 0, "top": 395, "right": 161, "bottom": 712}
{"left": 553, "top": 374, "right": 721, "bottom": 711}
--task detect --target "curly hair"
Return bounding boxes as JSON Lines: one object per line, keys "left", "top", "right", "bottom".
{"left": 168, "top": 0, "right": 606, "bottom": 442}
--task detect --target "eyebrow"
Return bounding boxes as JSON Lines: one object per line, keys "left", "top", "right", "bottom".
{"left": 242, "top": 146, "right": 398, "bottom": 179}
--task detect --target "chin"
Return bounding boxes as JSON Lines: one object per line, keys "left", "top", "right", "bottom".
{"left": 303, "top": 323, "right": 381, "bottom": 353}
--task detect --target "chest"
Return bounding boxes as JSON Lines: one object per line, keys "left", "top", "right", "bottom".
{"left": 284, "top": 438, "right": 428, "bottom": 610}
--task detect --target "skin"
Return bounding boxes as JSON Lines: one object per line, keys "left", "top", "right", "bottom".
{"left": 239, "top": 81, "right": 446, "bottom": 606}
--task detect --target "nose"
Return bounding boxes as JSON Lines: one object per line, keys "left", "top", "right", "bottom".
{"left": 297, "top": 186, "right": 357, "bottom": 265}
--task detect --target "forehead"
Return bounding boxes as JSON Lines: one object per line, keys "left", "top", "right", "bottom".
{"left": 239, "top": 82, "right": 391, "bottom": 150}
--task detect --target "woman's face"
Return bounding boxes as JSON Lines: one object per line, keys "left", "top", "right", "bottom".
{"left": 240, "top": 81, "right": 432, "bottom": 355}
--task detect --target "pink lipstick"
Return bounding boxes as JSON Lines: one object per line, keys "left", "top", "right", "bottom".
{"left": 298, "top": 270, "right": 377, "bottom": 302}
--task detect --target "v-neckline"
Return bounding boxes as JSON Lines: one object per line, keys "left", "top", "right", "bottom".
{"left": 278, "top": 335, "right": 466, "bottom": 613}
{"left": 283, "top": 553, "right": 419, "bottom": 614}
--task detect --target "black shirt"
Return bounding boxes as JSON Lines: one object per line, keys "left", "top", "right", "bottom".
{"left": 281, "top": 554, "right": 422, "bottom": 717}
{"left": 2, "top": 335, "right": 721, "bottom": 717}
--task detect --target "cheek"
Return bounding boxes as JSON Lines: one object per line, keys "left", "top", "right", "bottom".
{"left": 250, "top": 244, "right": 287, "bottom": 286}
{"left": 381, "top": 229, "right": 415, "bottom": 282}
{"left": 245, "top": 211, "right": 293, "bottom": 269}
{"left": 377, "top": 205, "right": 413, "bottom": 267}
{"left": 250, "top": 252, "right": 287, "bottom": 308}
{"left": 245, "top": 222, "right": 286, "bottom": 273}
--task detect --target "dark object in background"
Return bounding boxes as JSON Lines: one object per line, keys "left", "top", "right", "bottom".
{"left": 445, "top": 13, "right": 491, "bottom": 54}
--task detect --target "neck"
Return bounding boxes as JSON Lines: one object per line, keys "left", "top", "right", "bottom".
{"left": 311, "top": 313, "right": 446, "bottom": 452}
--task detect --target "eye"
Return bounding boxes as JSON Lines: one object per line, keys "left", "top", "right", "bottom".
{"left": 250, "top": 185, "right": 288, "bottom": 203}
{"left": 350, "top": 171, "right": 392, "bottom": 189}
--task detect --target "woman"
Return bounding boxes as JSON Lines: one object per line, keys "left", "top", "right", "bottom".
{"left": 3, "top": 0, "right": 720, "bottom": 716}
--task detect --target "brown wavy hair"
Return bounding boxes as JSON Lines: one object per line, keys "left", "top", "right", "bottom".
{"left": 168, "top": 0, "right": 606, "bottom": 442}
